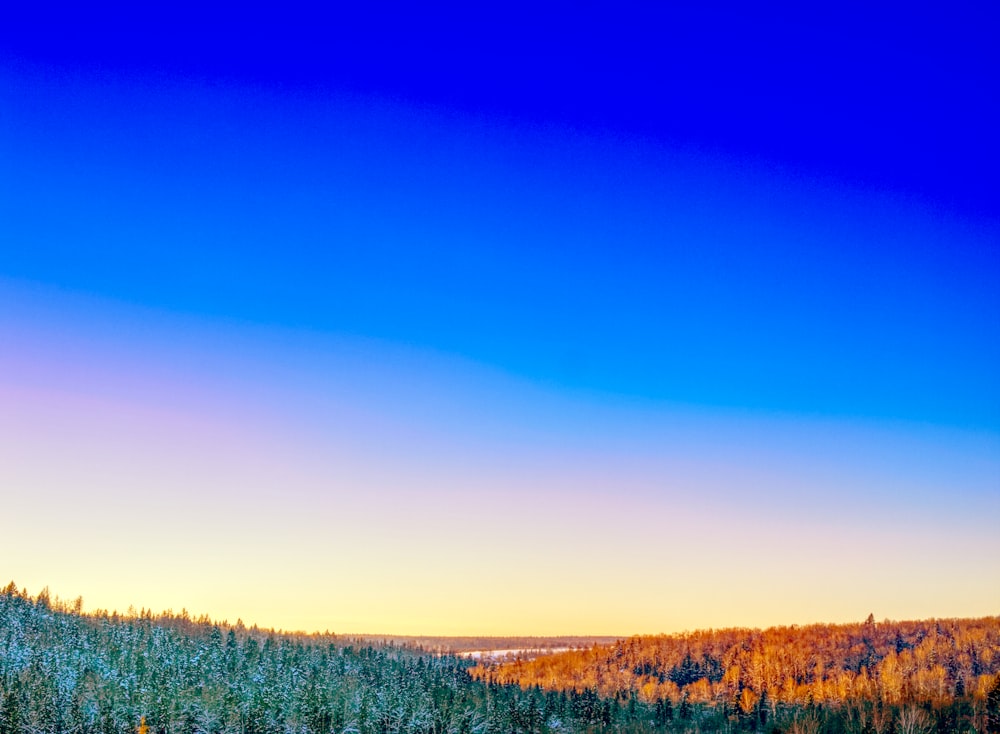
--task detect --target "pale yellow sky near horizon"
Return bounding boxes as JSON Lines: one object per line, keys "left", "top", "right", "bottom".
{"left": 3, "top": 289, "right": 999, "bottom": 636}
{"left": 5, "top": 384, "right": 997, "bottom": 637}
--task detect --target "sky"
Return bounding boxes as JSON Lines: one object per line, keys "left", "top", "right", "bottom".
{"left": 1, "top": 5, "right": 998, "bottom": 635}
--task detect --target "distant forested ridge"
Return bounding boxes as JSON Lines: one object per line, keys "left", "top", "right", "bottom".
{"left": 351, "top": 636, "right": 620, "bottom": 655}
{"left": 2, "top": 583, "right": 1000, "bottom": 733}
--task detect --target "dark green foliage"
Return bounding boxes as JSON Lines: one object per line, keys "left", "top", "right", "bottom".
{"left": 668, "top": 653, "right": 723, "bottom": 687}
{"left": 986, "top": 674, "right": 1000, "bottom": 733}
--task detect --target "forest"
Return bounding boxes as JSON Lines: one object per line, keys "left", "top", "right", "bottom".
{"left": 471, "top": 615, "right": 1000, "bottom": 732}
{"left": 2, "top": 583, "right": 999, "bottom": 733}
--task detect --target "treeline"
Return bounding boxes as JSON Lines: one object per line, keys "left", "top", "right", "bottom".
{"left": 472, "top": 616, "right": 1000, "bottom": 732}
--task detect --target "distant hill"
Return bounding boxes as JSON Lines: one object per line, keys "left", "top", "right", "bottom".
{"left": 351, "top": 634, "right": 620, "bottom": 654}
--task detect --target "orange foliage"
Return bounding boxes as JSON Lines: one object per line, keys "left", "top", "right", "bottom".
{"left": 470, "top": 616, "right": 1000, "bottom": 711}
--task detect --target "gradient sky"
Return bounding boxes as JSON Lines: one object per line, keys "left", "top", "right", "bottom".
{"left": 1, "top": 6, "right": 998, "bottom": 635}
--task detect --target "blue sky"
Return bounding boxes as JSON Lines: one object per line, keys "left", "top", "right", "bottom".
{"left": 1, "top": 5, "right": 998, "bottom": 632}
{"left": 3, "top": 49, "right": 997, "bottom": 427}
